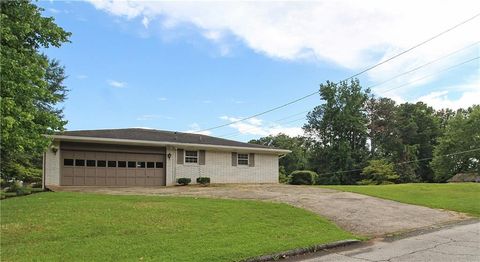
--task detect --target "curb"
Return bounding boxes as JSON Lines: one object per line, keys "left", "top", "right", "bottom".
{"left": 241, "top": 239, "right": 361, "bottom": 262}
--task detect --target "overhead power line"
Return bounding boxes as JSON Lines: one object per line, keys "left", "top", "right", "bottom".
{"left": 196, "top": 13, "right": 480, "bottom": 133}
{"left": 367, "top": 41, "right": 479, "bottom": 90}
{"left": 381, "top": 56, "right": 479, "bottom": 94}
{"left": 316, "top": 147, "right": 480, "bottom": 177}
{"left": 217, "top": 110, "right": 309, "bottom": 138}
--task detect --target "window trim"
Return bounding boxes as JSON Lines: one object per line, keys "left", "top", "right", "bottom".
{"left": 184, "top": 150, "right": 199, "bottom": 165}
{"left": 237, "top": 153, "right": 249, "bottom": 166}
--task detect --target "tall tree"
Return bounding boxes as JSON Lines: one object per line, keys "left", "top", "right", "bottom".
{"left": 431, "top": 106, "right": 480, "bottom": 182}
{"left": 304, "top": 79, "right": 370, "bottom": 184}
{"left": 249, "top": 134, "right": 310, "bottom": 176}
{"left": 1, "top": 0, "right": 70, "bottom": 181}
{"left": 395, "top": 102, "right": 441, "bottom": 182}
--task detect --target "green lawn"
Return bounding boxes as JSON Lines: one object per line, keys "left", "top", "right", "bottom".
{"left": 322, "top": 183, "right": 480, "bottom": 216}
{"left": 1, "top": 192, "right": 354, "bottom": 262}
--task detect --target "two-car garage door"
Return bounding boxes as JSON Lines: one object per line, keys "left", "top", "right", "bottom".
{"left": 61, "top": 150, "right": 166, "bottom": 186}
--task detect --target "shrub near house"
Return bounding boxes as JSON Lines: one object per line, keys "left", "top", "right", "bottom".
{"left": 290, "top": 170, "right": 318, "bottom": 185}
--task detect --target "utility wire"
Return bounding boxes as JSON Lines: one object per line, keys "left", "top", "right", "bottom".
{"left": 222, "top": 117, "right": 307, "bottom": 139}
{"left": 367, "top": 41, "right": 479, "bottom": 89}
{"left": 196, "top": 13, "right": 480, "bottom": 133}
{"left": 316, "top": 148, "right": 480, "bottom": 177}
{"left": 219, "top": 54, "right": 479, "bottom": 139}
{"left": 380, "top": 56, "right": 479, "bottom": 94}
{"left": 218, "top": 110, "right": 309, "bottom": 138}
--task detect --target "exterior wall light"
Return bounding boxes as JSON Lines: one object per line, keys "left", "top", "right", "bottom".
{"left": 167, "top": 153, "right": 172, "bottom": 159}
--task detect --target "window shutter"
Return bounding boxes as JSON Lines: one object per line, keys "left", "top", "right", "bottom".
{"left": 199, "top": 150, "right": 206, "bottom": 165}
{"left": 249, "top": 153, "right": 255, "bottom": 167}
{"left": 231, "top": 152, "right": 237, "bottom": 166}
{"left": 177, "top": 149, "right": 184, "bottom": 164}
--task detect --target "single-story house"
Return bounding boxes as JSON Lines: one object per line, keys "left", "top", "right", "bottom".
{"left": 43, "top": 128, "right": 290, "bottom": 188}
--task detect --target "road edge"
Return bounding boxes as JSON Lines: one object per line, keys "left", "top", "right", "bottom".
{"left": 241, "top": 239, "right": 361, "bottom": 262}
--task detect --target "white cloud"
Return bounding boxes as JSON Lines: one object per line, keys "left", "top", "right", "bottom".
{"left": 136, "top": 114, "right": 173, "bottom": 121}
{"left": 219, "top": 116, "right": 304, "bottom": 137}
{"left": 107, "top": 79, "right": 127, "bottom": 88}
{"left": 142, "top": 16, "right": 149, "bottom": 28}
{"left": 87, "top": 1, "right": 479, "bottom": 69}
{"left": 414, "top": 76, "right": 480, "bottom": 110}
{"left": 157, "top": 97, "right": 167, "bottom": 101}
{"left": 184, "top": 123, "right": 212, "bottom": 135}
{"left": 76, "top": 74, "right": 88, "bottom": 79}
{"left": 202, "top": 100, "right": 212, "bottom": 104}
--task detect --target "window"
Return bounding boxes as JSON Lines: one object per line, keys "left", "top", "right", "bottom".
{"left": 237, "top": 154, "right": 249, "bottom": 166}
{"left": 86, "top": 160, "right": 96, "bottom": 167}
{"left": 97, "top": 160, "right": 106, "bottom": 167}
{"left": 185, "top": 150, "right": 198, "bottom": 163}
{"left": 64, "top": 159, "right": 74, "bottom": 166}
{"left": 108, "top": 161, "right": 117, "bottom": 167}
{"left": 75, "top": 159, "right": 85, "bottom": 166}
{"left": 155, "top": 162, "right": 164, "bottom": 168}
{"left": 137, "top": 161, "right": 146, "bottom": 168}
{"left": 118, "top": 161, "right": 126, "bottom": 168}
{"left": 128, "top": 161, "right": 136, "bottom": 168}
{"left": 147, "top": 162, "right": 155, "bottom": 168}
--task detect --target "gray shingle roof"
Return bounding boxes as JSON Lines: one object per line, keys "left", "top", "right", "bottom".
{"left": 57, "top": 128, "right": 275, "bottom": 150}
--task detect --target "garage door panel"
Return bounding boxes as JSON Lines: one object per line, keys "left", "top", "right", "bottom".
{"left": 63, "top": 176, "right": 74, "bottom": 186}
{"left": 85, "top": 177, "right": 96, "bottom": 186}
{"left": 126, "top": 178, "right": 136, "bottom": 186}
{"left": 61, "top": 149, "right": 166, "bottom": 186}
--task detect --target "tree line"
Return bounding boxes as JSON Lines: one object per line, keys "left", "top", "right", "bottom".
{"left": 250, "top": 80, "right": 479, "bottom": 184}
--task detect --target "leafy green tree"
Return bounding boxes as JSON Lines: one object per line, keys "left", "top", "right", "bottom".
{"left": 249, "top": 134, "right": 310, "bottom": 176}
{"left": 366, "top": 97, "right": 402, "bottom": 159}
{"left": 395, "top": 102, "right": 441, "bottom": 182}
{"left": 360, "top": 159, "right": 399, "bottom": 185}
{"left": 1, "top": 0, "right": 70, "bottom": 181}
{"left": 432, "top": 106, "right": 480, "bottom": 182}
{"left": 304, "top": 79, "right": 370, "bottom": 184}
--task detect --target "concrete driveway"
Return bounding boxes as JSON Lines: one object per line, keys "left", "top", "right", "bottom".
{"left": 53, "top": 184, "right": 469, "bottom": 237}
{"left": 293, "top": 221, "right": 480, "bottom": 262}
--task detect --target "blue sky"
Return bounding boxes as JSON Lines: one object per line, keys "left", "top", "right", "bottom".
{"left": 40, "top": 1, "right": 479, "bottom": 142}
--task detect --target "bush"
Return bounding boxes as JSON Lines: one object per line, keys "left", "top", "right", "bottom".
{"left": 177, "top": 178, "right": 191, "bottom": 186}
{"left": 0, "top": 191, "right": 5, "bottom": 200}
{"left": 289, "top": 170, "right": 318, "bottom": 185}
{"left": 196, "top": 177, "right": 210, "bottom": 186}
{"left": 16, "top": 186, "right": 32, "bottom": 196}
{"left": 5, "top": 181, "right": 22, "bottom": 193}
{"left": 31, "top": 182, "right": 43, "bottom": 188}
{"left": 360, "top": 159, "right": 399, "bottom": 185}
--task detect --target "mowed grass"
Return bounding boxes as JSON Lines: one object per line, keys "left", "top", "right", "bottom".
{"left": 322, "top": 183, "right": 480, "bottom": 216}
{"left": 1, "top": 192, "right": 354, "bottom": 262}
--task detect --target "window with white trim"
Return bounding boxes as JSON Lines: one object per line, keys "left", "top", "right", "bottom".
{"left": 185, "top": 150, "right": 199, "bottom": 163}
{"left": 237, "top": 153, "right": 249, "bottom": 166}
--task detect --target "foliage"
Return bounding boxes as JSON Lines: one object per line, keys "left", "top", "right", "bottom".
{"left": 250, "top": 134, "right": 310, "bottom": 175}
{"left": 431, "top": 106, "right": 480, "bottom": 182}
{"left": 196, "top": 177, "right": 210, "bottom": 185}
{"left": 1, "top": 193, "right": 355, "bottom": 261}
{"left": 177, "top": 178, "right": 191, "bottom": 186}
{"left": 360, "top": 160, "right": 399, "bottom": 185}
{"left": 290, "top": 170, "right": 318, "bottom": 185}
{"left": 0, "top": 0, "right": 70, "bottom": 181}
{"left": 322, "top": 183, "right": 480, "bottom": 217}
{"left": 278, "top": 166, "right": 290, "bottom": 183}
{"left": 304, "top": 79, "right": 370, "bottom": 184}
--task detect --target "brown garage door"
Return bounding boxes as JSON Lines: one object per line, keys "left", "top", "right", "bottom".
{"left": 61, "top": 150, "right": 166, "bottom": 186}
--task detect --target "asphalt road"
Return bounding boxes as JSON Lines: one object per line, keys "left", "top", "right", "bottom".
{"left": 295, "top": 221, "right": 480, "bottom": 262}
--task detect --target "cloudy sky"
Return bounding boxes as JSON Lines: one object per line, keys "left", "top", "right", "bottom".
{"left": 40, "top": 0, "right": 479, "bottom": 141}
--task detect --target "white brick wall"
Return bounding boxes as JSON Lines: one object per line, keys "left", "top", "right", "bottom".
{"left": 45, "top": 141, "right": 60, "bottom": 186}
{"left": 173, "top": 150, "right": 279, "bottom": 184}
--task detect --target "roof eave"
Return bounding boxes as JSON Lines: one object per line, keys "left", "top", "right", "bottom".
{"left": 49, "top": 135, "right": 292, "bottom": 154}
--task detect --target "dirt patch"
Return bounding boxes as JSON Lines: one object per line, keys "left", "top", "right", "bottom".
{"left": 52, "top": 184, "right": 469, "bottom": 237}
